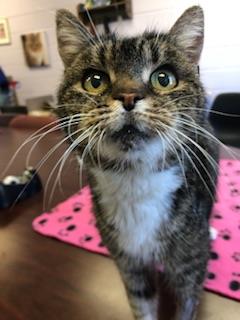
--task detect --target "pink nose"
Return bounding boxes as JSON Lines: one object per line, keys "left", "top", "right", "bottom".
{"left": 114, "top": 93, "right": 144, "bottom": 111}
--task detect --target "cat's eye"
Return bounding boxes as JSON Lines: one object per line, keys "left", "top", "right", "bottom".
{"left": 82, "top": 70, "right": 110, "bottom": 94}
{"left": 150, "top": 68, "right": 177, "bottom": 91}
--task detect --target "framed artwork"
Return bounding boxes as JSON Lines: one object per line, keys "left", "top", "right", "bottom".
{"left": 0, "top": 17, "right": 11, "bottom": 45}
{"left": 21, "top": 32, "right": 50, "bottom": 68}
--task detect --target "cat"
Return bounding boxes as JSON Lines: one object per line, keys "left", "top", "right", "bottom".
{"left": 55, "top": 6, "right": 219, "bottom": 320}
{"left": 22, "top": 33, "right": 48, "bottom": 67}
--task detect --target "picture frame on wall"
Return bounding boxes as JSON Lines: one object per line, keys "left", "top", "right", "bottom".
{"left": 0, "top": 17, "right": 11, "bottom": 45}
{"left": 21, "top": 32, "right": 50, "bottom": 68}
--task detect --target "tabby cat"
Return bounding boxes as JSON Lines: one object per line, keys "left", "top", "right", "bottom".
{"left": 55, "top": 6, "right": 219, "bottom": 320}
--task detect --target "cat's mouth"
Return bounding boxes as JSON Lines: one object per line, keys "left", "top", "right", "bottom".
{"left": 109, "top": 124, "right": 150, "bottom": 150}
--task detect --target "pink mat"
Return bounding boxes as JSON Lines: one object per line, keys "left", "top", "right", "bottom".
{"left": 33, "top": 159, "right": 240, "bottom": 301}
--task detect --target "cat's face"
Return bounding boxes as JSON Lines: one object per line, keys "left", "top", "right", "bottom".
{"left": 56, "top": 6, "right": 205, "bottom": 161}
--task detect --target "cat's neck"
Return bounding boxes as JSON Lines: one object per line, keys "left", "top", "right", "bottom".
{"left": 86, "top": 137, "right": 181, "bottom": 174}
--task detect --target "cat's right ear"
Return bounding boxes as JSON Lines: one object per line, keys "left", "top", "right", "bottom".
{"left": 56, "top": 9, "right": 93, "bottom": 67}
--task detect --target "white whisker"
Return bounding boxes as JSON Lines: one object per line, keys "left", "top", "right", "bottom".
{"left": 45, "top": 125, "right": 95, "bottom": 209}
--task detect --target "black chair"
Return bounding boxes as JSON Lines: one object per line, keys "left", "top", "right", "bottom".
{"left": 0, "top": 106, "right": 28, "bottom": 114}
{"left": 209, "top": 93, "right": 240, "bottom": 148}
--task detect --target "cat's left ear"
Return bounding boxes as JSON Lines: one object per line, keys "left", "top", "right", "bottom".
{"left": 56, "top": 9, "right": 94, "bottom": 67}
{"left": 169, "top": 6, "right": 204, "bottom": 64}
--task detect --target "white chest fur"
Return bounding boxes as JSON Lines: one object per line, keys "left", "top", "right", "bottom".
{"left": 92, "top": 166, "right": 183, "bottom": 261}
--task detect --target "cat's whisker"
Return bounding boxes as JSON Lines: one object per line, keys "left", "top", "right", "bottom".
{"left": 80, "top": 91, "right": 100, "bottom": 105}
{"left": 154, "top": 129, "right": 166, "bottom": 171}
{"left": 0, "top": 115, "right": 78, "bottom": 179}
{"left": 88, "top": 134, "right": 100, "bottom": 166}
{"left": 81, "top": 125, "right": 100, "bottom": 164}
{"left": 170, "top": 132, "right": 214, "bottom": 200}
{"left": 141, "top": 109, "right": 219, "bottom": 176}
{"left": 78, "top": 156, "right": 84, "bottom": 190}
{"left": 155, "top": 121, "right": 216, "bottom": 199}
{"left": 156, "top": 93, "right": 202, "bottom": 110}
{"left": 3, "top": 114, "right": 95, "bottom": 178}
{"left": 173, "top": 121, "right": 219, "bottom": 175}
{"left": 161, "top": 132, "right": 167, "bottom": 172}
{"left": 67, "top": 115, "right": 79, "bottom": 143}
{"left": 55, "top": 125, "right": 97, "bottom": 196}
{"left": 85, "top": 133, "right": 102, "bottom": 173}
{"left": 77, "top": 125, "right": 102, "bottom": 189}
{"left": 45, "top": 125, "right": 96, "bottom": 209}
{"left": 52, "top": 102, "right": 99, "bottom": 110}
{"left": 176, "top": 106, "right": 240, "bottom": 118}
{"left": 156, "top": 126, "right": 190, "bottom": 191}
{"left": 25, "top": 118, "right": 83, "bottom": 168}
{"left": 25, "top": 112, "right": 102, "bottom": 168}
{"left": 80, "top": 129, "right": 98, "bottom": 167}
{"left": 84, "top": 8, "right": 104, "bottom": 48}
{"left": 11, "top": 124, "right": 90, "bottom": 209}
{"left": 97, "top": 129, "right": 106, "bottom": 170}
{"left": 178, "top": 137, "right": 216, "bottom": 195}
{"left": 173, "top": 113, "right": 239, "bottom": 161}
{"left": 164, "top": 130, "right": 189, "bottom": 190}
{"left": 173, "top": 133, "right": 216, "bottom": 195}
{"left": 153, "top": 31, "right": 162, "bottom": 52}
{"left": 173, "top": 123, "right": 219, "bottom": 176}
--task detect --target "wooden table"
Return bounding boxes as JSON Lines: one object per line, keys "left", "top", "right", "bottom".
{"left": 0, "top": 127, "right": 239, "bottom": 320}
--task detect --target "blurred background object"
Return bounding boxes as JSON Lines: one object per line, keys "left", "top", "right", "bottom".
{"left": 0, "top": 17, "right": 11, "bottom": 45}
{"left": 0, "top": 67, "right": 9, "bottom": 106}
{"left": 84, "top": 0, "right": 111, "bottom": 9}
{"left": 21, "top": 32, "right": 50, "bottom": 68}
{"left": 25, "top": 95, "right": 54, "bottom": 114}
{"left": 209, "top": 93, "right": 240, "bottom": 148}
{"left": 78, "top": 0, "right": 132, "bottom": 33}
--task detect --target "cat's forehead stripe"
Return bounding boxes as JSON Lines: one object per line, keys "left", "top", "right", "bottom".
{"left": 107, "top": 34, "right": 165, "bottom": 67}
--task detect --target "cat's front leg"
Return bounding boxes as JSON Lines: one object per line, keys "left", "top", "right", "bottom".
{"left": 166, "top": 274, "right": 202, "bottom": 320}
{"left": 116, "top": 259, "right": 159, "bottom": 320}
{"left": 164, "top": 237, "right": 209, "bottom": 320}
{"left": 174, "top": 296, "right": 199, "bottom": 320}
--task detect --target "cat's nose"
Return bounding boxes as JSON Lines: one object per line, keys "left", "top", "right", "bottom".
{"left": 114, "top": 93, "right": 144, "bottom": 112}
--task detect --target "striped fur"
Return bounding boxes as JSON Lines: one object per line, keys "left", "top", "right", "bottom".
{"left": 56, "top": 6, "right": 219, "bottom": 320}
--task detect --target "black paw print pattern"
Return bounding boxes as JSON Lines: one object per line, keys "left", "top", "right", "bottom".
{"left": 33, "top": 186, "right": 109, "bottom": 259}
{"left": 231, "top": 188, "right": 240, "bottom": 197}
{"left": 231, "top": 204, "right": 240, "bottom": 213}
{"left": 73, "top": 202, "right": 82, "bottom": 213}
{"left": 58, "top": 215, "right": 73, "bottom": 222}
{"left": 232, "top": 272, "right": 240, "bottom": 277}
{"left": 232, "top": 252, "right": 240, "bottom": 262}
{"left": 209, "top": 160, "right": 240, "bottom": 299}
{"left": 210, "top": 251, "right": 219, "bottom": 260}
{"left": 207, "top": 272, "right": 216, "bottom": 280}
{"left": 98, "top": 241, "right": 105, "bottom": 247}
{"left": 213, "top": 213, "right": 223, "bottom": 219}
{"left": 219, "top": 229, "right": 231, "bottom": 240}
{"left": 38, "top": 218, "right": 48, "bottom": 226}
{"left": 58, "top": 224, "right": 77, "bottom": 237}
{"left": 79, "top": 234, "right": 93, "bottom": 245}
{"left": 229, "top": 280, "right": 240, "bottom": 292}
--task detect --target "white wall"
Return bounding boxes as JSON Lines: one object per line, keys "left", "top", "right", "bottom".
{"left": 0, "top": 0, "right": 240, "bottom": 106}
{"left": 0, "top": 0, "right": 81, "bottom": 105}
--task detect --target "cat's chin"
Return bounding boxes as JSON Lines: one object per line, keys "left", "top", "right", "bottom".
{"left": 108, "top": 124, "right": 151, "bottom": 151}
